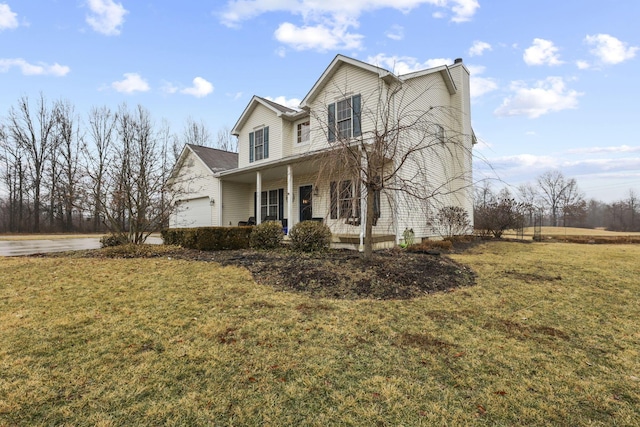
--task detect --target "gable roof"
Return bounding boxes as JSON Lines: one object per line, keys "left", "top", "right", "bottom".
{"left": 300, "top": 55, "right": 400, "bottom": 108}
{"left": 231, "top": 96, "right": 307, "bottom": 136}
{"left": 186, "top": 144, "right": 238, "bottom": 173}
{"left": 300, "top": 54, "right": 460, "bottom": 107}
{"left": 168, "top": 144, "right": 238, "bottom": 184}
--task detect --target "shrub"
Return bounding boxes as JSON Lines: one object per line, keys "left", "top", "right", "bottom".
{"left": 289, "top": 220, "right": 332, "bottom": 252}
{"left": 100, "top": 233, "right": 128, "bottom": 248}
{"left": 160, "top": 227, "right": 252, "bottom": 250}
{"left": 434, "top": 206, "right": 471, "bottom": 238}
{"left": 249, "top": 221, "right": 284, "bottom": 249}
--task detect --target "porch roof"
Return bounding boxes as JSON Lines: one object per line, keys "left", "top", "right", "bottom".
{"left": 216, "top": 150, "right": 323, "bottom": 184}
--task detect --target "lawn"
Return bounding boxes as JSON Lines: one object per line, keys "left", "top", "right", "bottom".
{"left": 1, "top": 242, "right": 639, "bottom": 425}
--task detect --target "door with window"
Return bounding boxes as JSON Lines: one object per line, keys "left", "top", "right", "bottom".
{"left": 299, "top": 185, "right": 313, "bottom": 222}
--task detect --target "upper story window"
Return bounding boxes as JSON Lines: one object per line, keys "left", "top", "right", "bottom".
{"left": 297, "top": 121, "right": 310, "bottom": 144}
{"left": 249, "top": 126, "right": 269, "bottom": 163}
{"left": 328, "top": 94, "right": 361, "bottom": 142}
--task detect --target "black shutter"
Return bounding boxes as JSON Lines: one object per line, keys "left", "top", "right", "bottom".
{"left": 263, "top": 127, "right": 269, "bottom": 159}
{"left": 352, "top": 94, "right": 361, "bottom": 137}
{"left": 249, "top": 132, "right": 254, "bottom": 163}
{"left": 253, "top": 192, "right": 257, "bottom": 220}
{"left": 328, "top": 103, "right": 336, "bottom": 142}
{"left": 278, "top": 188, "right": 284, "bottom": 220}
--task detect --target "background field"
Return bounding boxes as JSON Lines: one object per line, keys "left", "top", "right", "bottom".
{"left": 1, "top": 241, "right": 639, "bottom": 425}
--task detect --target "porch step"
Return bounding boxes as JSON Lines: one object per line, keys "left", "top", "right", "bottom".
{"left": 334, "top": 234, "right": 396, "bottom": 244}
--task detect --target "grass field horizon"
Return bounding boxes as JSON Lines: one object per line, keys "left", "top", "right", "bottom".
{"left": 1, "top": 241, "right": 639, "bottom": 425}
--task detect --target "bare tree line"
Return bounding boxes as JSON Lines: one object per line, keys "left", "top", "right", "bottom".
{"left": 475, "top": 169, "right": 640, "bottom": 232}
{"left": 0, "top": 94, "right": 236, "bottom": 237}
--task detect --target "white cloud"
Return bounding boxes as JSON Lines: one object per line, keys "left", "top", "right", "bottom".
{"left": 86, "top": 0, "right": 128, "bottom": 36}
{"left": 385, "top": 25, "right": 404, "bottom": 41}
{"left": 494, "top": 77, "right": 582, "bottom": 118}
{"left": 219, "top": 0, "right": 478, "bottom": 51}
{"left": 274, "top": 22, "right": 363, "bottom": 51}
{"left": 160, "top": 81, "right": 178, "bottom": 94}
{"left": 367, "top": 54, "right": 451, "bottom": 74}
{"left": 265, "top": 96, "right": 301, "bottom": 110}
{"left": 181, "top": 77, "right": 214, "bottom": 98}
{"left": 523, "top": 38, "right": 563, "bottom": 66}
{"left": 466, "top": 65, "right": 498, "bottom": 98}
{"left": 576, "top": 60, "right": 590, "bottom": 70}
{"left": 0, "top": 3, "right": 18, "bottom": 30}
{"left": 469, "top": 40, "right": 491, "bottom": 57}
{"left": 0, "top": 58, "right": 70, "bottom": 76}
{"left": 585, "top": 34, "right": 638, "bottom": 65}
{"left": 111, "top": 73, "right": 150, "bottom": 93}
{"left": 566, "top": 145, "right": 640, "bottom": 155}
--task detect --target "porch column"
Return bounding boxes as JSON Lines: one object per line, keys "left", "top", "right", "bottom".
{"left": 256, "top": 171, "right": 262, "bottom": 225}
{"left": 287, "top": 165, "right": 293, "bottom": 234}
{"left": 217, "top": 179, "right": 223, "bottom": 226}
{"left": 359, "top": 152, "right": 367, "bottom": 252}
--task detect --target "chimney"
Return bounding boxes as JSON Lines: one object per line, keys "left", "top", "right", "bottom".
{"left": 454, "top": 58, "right": 463, "bottom": 64}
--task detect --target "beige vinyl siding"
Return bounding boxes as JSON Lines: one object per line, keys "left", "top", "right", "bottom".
{"left": 220, "top": 181, "right": 252, "bottom": 227}
{"left": 384, "top": 70, "right": 468, "bottom": 239}
{"left": 310, "top": 172, "right": 394, "bottom": 237}
{"left": 307, "top": 63, "right": 385, "bottom": 153}
{"left": 169, "top": 149, "right": 218, "bottom": 228}
{"left": 288, "top": 117, "right": 312, "bottom": 157}
{"left": 237, "top": 104, "right": 284, "bottom": 169}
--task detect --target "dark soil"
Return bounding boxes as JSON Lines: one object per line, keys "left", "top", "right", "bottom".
{"left": 70, "top": 244, "right": 477, "bottom": 300}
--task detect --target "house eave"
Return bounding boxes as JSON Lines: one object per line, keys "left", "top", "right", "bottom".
{"left": 300, "top": 54, "right": 400, "bottom": 109}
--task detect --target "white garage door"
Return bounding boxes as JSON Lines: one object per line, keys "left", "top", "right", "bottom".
{"left": 173, "top": 197, "right": 211, "bottom": 228}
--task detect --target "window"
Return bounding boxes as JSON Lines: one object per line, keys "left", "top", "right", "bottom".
{"left": 330, "top": 179, "right": 381, "bottom": 225}
{"left": 297, "top": 121, "right": 310, "bottom": 143}
{"left": 249, "top": 127, "right": 269, "bottom": 162}
{"left": 256, "top": 189, "right": 284, "bottom": 221}
{"left": 330, "top": 180, "right": 360, "bottom": 220}
{"left": 328, "top": 94, "right": 361, "bottom": 142}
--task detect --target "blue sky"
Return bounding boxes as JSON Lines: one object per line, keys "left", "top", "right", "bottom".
{"left": 1, "top": 0, "right": 639, "bottom": 202}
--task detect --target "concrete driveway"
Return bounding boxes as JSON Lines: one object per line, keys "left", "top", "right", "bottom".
{"left": 0, "top": 236, "right": 163, "bottom": 257}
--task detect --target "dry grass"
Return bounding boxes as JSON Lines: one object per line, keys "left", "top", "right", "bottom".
{"left": 503, "top": 226, "right": 640, "bottom": 240}
{"left": 1, "top": 242, "right": 639, "bottom": 425}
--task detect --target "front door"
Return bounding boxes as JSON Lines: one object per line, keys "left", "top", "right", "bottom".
{"left": 299, "top": 185, "right": 313, "bottom": 221}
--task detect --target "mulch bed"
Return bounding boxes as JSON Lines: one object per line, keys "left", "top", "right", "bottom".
{"left": 71, "top": 245, "right": 477, "bottom": 300}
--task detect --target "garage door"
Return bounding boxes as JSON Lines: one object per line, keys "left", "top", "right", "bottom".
{"left": 173, "top": 197, "right": 211, "bottom": 228}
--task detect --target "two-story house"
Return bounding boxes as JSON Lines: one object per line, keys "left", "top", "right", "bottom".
{"left": 169, "top": 54, "right": 474, "bottom": 248}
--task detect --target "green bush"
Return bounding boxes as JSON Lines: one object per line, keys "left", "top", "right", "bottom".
{"left": 289, "top": 220, "right": 332, "bottom": 252}
{"left": 160, "top": 227, "right": 252, "bottom": 250}
{"left": 249, "top": 221, "right": 284, "bottom": 249}
{"left": 100, "top": 233, "right": 129, "bottom": 248}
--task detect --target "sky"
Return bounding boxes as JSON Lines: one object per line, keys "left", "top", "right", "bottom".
{"left": 1, "top": 0, "right": 639, "bottom": 202}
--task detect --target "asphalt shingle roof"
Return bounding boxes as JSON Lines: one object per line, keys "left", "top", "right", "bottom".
{"left": 187, "top": 144, "right": 238, "bottom": 173}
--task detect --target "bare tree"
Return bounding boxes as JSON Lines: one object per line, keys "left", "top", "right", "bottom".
{"left": 54, "top": 100, "right": 85, "bottom": 231}
{"left": 84, "top": 106, "right": 117, "bottom": 232}
{"left": 626, "top": 189, "right": 638, "bottom": 231}
{"left": 536, "top": 170, "right": 581, "bottom": 227}
{"left": 216, "top": 125, "right": 238, "bottom": 152}
{"left": 6, "top": 94, "right": 57, "bottom": 232}
{"left": 313, "top": 78, "right": 474, "bottom": 259}
{"left": 100, "top": 104, "right": 175, "bottom": 244}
